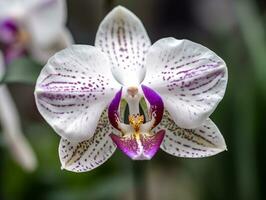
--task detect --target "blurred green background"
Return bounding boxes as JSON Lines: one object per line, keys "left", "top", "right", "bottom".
{"left": 1, "top": 0, "right": 266, "bottom": 199}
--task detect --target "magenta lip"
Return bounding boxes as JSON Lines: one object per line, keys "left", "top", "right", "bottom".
{"left": 110, "top": 130, "right": 165, "bottom": 160}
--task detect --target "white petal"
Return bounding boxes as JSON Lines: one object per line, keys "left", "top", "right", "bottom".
{"left": 95, "top": 6, "right": 151, "bottom": 86}
{"left": 35, "top": 45, "right": 120, "bottom": 142}
{"left": 29, "top": 28, "right": 74, "bottom": 64}
{"left": 59, "top": 109, "right": 117, "bottom": 172}
{"left": 156, "top": 111, "right": 226, "bottom": 158}
{"left": 0, "top": 85, "right": 37, "bottom": 172}
{"left": 143, "top": 38, "right": 228, "bottom": 128}
{"left": 24, "top": 0, "right": 67, "bottom": 47}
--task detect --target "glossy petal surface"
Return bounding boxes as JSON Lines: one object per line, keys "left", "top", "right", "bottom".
{"left": 156, "top": 111, "right": 226, "bottom": 157}
{"left": 143, "top": 38, "right": 228, "bottom": 128}
{"left": 35, "top": 45, "right": 120, "bottom": 141}
{"left": 95, "top": 6, "right": 151, "bottom": 86}
{"left": 59, "top": 109, "right": 117, "bottom": 172}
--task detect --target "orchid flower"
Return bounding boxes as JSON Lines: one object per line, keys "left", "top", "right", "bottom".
{"left": 0, "top": 52, "right": 37, "bottom": 171}
{"left": 0, "top": 0, "right": 73, "bottom": 64}
{"left": 35, "top": 6, "right": 228, "bottom": 172}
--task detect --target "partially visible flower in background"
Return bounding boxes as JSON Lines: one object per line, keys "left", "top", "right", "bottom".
{"left": 0, "top": 0, "right": 73, "bottom": 64}
{"left": 35, "top": 6, "right": 228, "bottom": 172}
{"left": 0, "top": 52, "right": 37, "bottom": 171}
{"left": 0, "top": 0, "right": 73, "bottom": 171}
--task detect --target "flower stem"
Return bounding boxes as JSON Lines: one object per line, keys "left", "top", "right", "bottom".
{"left": 132, "top": 161, "right": 149, "bottom": 200}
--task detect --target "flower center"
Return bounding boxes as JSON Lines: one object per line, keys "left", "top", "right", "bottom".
{"left": 129, "top": 114, "right": 144, "bottom": 131}
{"left": 108, "top": 85, "right": 165, "bottom": 160}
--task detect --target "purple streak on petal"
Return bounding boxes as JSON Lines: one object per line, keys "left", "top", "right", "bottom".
{"left": 141, "top": 130, "right": 165, "bottom": 159}
{"left": 110, "top": 133, "right": 139, "bottom": 159}
{"left": 0, "top": 19, "right": 18, "bottom": 44}
{"left": 141, "top": 85, "right": 164, "bottom": 127}
{"left": 108, "top": 88, "right": 122, "bottom": 130}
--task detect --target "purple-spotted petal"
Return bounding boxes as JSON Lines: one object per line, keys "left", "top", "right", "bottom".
{"left": 156, "top": 110, "right": 226, "bottom": 157}
{"left": 110, "top": 130, "right": 165, "bottom": 160}
{"left": 143, "top": 38, "right": 228, "bottom": 129}
{"left": 141, "top": 85, "right": 164, "bottom": 127}
{"left": 59, "top": 109, "right": 117, "bottom": 172}
{"left": 35, "top": 45, "right": 120, "bottom": 142}
{"left": 95, "top": 6, "right": 151, "bottom": 86}
{"left": 108, "top": 88, "right": 122, "bottom": 130}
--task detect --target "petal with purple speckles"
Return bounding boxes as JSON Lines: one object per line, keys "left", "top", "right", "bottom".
{"left": 110, "top": 130, "right": 165, "bottom": 160}
{"left": 95, "top": 6, "right": 151, "bottom": 86}
{"left": 59, "top": 109, "right": 117, "bottom": 172}
{"left": 35, "top": 45, "right": 120, "bottom": 142}
{"left": 141, "top": 85, "right": 164, "bottom": 127}
{"left": 143, "top": 38, "right": 228, "bottom": 129}
{"left": 156, "top": 110, "right": 226, "bottom": 158}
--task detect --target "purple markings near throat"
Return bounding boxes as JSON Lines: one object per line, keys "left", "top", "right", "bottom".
{"left": 141, "top": 85, "right": 164, "bottom": 127}
{"left": 107, "top": 85, "right": 165, "bottom": 160}
{"left": 108, "top": 88, "right": 123, "bottom": 130}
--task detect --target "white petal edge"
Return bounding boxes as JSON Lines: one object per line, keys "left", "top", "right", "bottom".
{"left": 95, "top": 6, "right": 151, "bottom": 86}
{"left": 143, "top": 37, "right": 228, "bottom": 129}
{"left": 59, "top": 109, "right": 117, "bottom": 172}
{"left": 29, "top": 28, "right": 74, "bottom": 64}
{"left": 0, "top": 69, "right": 37, "bottom": 172}
{"left": 24, "top": 0, "right": 67, "bottom": 47}
{"left": 35, "top": 45, "right": 120, "bottom": 142}
{"left": 156, "top": 110, "right": 226, "bottom": 158}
